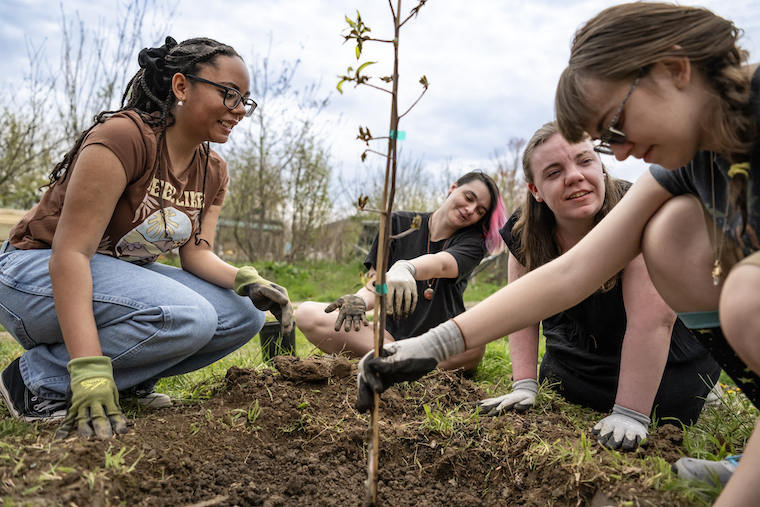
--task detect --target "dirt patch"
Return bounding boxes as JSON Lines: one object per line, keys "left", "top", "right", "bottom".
{"left": 0, "top": 357, "right": 694, "bottom": 506}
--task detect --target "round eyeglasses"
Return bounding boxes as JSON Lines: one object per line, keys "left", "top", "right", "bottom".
{"left": 184, "top": 74, "right": 257, "bottom": 117}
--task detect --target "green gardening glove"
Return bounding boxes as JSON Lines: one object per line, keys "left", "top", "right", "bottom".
{"left": 54, "top": 356, "right": 128, "bottom": 440}
{"left": 234, "top": 266, "right": 294, "bottom": 336}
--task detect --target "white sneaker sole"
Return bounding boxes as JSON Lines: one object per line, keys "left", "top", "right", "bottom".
{"left": 135, "top": 392, "right": 172, "bottom": 409}
{"left": 0, "top": 378, "right": 66, "bottom": 422}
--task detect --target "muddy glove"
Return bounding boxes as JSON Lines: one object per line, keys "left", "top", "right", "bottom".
{"left": 54, "top": 356, "right": 128, "bottom": 440}
{"left": 356, "top": 320, "right": 465, "bottom": 412}
{"left": 325, "top": 294, "right": 369, "bottom": 332}
{"left": 235, "top": 266, "right": 294, "bottom": 336}
{"left": 475, "top": 379, "right": 538, "bottom": 416}
{"left": 593, "top": 404, "right": 650, "bottom": 451}
{"left": 386, "top": 260, "right": 418, "bottom": 320}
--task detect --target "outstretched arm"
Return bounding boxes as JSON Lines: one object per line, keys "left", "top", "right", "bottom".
{"left": 357, "top": 172, "right": 677, "bottom": 412}
{"left": 407, "top": 251, "right": 460, "bottom": 280}
{"left": 50, "top": 145, "right": 127, "bottom": 359}
{"left": 384, "top": 251, "right": 459, "bottom": 320}
{"left": 182, "top": 205, "right": 293, "bottom": 336}
{"left": 50, "top": 144, "right": 129, "bottom": 439}
{"left": 453, "top": 172, "right": 673, "bottom": 348}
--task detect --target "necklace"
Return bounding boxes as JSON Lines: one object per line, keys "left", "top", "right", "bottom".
{"left": 424, "top": 217, "right": 451, "bottom": 300}
{"left": 710, "top": 154, "right": 727, "bottom": 285}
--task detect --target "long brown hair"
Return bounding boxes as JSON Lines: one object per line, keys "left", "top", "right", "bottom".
{"left": 513, "top": 122, "right": 623, "bottom": 291}
{"left": 555, "top": 2, "right": 754, "bottom": 228}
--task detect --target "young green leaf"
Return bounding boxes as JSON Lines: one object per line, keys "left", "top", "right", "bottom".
{"left": 357, "top": 61, "right": 377, "bottom": 74}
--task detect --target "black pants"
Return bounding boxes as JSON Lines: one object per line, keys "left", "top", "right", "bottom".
{"left": 685, "top": 326, "right": 760, "bottom": 408}
{"left": 539, "top": 348, "right": 722, "bottom": 426}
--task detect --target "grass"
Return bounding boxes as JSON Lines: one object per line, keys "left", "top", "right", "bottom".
{"left": 0, "top": 258, "right": 756, "bottom": 505}
{"left": 0, "top": 330, "right": 756, "bottom": 504}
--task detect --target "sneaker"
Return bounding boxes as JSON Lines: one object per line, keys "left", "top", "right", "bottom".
{"left": 672, "top": 455, "right": 741, "bottom": 487}
{"left": 120, "top": 382, "right": 172, "bottom": 409}
{"left": 0, "top": 358, "right": 67, "bottom": 422}
{"left": 704, "top": 383, "right": 724, "bottom": 408}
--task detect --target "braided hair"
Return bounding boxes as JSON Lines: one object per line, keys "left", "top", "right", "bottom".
{"left": 47, "top": 36, "right": 243, "bottom": 245}
{"left": 554, "top": 3, "right": 754, "bottom": 229}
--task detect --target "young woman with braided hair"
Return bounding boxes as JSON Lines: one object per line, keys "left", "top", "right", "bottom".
{"left": 0, "top": 37, "right": 292, "bottom": 439}
{"left": 355, "top": 4, "right": 760, "bottom": 503}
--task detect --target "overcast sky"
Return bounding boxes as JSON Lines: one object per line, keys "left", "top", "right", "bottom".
{"left": 2, "top": 0, "right": 760, "bottom": 193}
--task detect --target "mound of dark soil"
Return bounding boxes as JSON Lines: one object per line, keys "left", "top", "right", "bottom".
{"left": 0, "top": 356, "right": 692, "bottom": 506}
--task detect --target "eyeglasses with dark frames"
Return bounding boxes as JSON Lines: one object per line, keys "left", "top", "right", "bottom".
{"left": 184, "top": 74, "right": 257, "bottom": 117}
{"left": 594, "top": 75, "right": 641, "bottom": 155}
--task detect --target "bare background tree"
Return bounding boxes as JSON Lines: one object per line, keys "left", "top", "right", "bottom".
{"left": 0, "top": 0, "right": 176, "bottom": 210}
{"left": 222, "top": 37, "right": 333, "bottom": 262}
{"left": 491, "top": 136, "right": 526, "bottom": 216}
{"left": 57, "top": 1, "right": 177, "bottom": 144}
{"left": 286, "top": 135, "right": 333, "bottom": 261}
{"left": 0, "top": 41, "right": 57, "bottom": 208}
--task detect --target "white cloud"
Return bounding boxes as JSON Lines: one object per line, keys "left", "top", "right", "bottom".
{"left": 2, "top": 0, "right": 760, "bottom": 189}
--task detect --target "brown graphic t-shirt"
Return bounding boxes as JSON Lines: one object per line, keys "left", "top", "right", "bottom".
{"left": 10, "top": 111, "right": 228, "bottom": 264}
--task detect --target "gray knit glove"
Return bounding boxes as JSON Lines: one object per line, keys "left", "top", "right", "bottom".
{"left": 593, "top": 404, "right": 650, "bottom": 451}
{"left": 475, "top": 379, "right": 539, "bottom": 416}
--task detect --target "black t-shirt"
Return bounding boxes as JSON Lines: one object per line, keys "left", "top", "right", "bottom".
{"left": 365, "top": 211, "right": 486, "bottom": 339}
{"left": 502, "top": 189, "right": 710, "bottom": 380}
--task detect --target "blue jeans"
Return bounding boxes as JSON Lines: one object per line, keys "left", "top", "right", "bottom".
{"left": 0, "top": 246, "right": 264, "bottom": 400}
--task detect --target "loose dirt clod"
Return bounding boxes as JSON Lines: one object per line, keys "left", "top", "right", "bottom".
{"left": 272, "top": 355, "right": 352, "bottom": 381}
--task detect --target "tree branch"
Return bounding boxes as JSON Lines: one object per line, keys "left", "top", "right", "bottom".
{"left": 398, "top": 86, "right": 428, "bottom": 120}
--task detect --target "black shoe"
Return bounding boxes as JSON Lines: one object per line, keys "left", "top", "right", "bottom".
{"left": 0, "top": 358, "right": 67, "bottom": 422}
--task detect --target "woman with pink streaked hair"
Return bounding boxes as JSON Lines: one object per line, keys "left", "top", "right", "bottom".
{"left": 296, "top": 170, "right": 506, "bottom": 373}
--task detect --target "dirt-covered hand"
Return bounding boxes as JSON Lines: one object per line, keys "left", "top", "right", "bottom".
{"left": 355, "top": 320, "right": 465, "bottom": 413}
{"left": 385, "top": 260, "right": 418, "bottom": 320}
{"left": 593, "top": 404, "right": 650, "bottom": 451}
{"left": 54, "top": 356, "right": 128, "bottom": 440}
{"left": 475, "top": 379, "right": 538, "bottom": 416}
{"left": 325, "top": 294, "right": 369, "bottom": 332}
{"left": 235, "top": 266, "right": 294, "bottom": 336}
